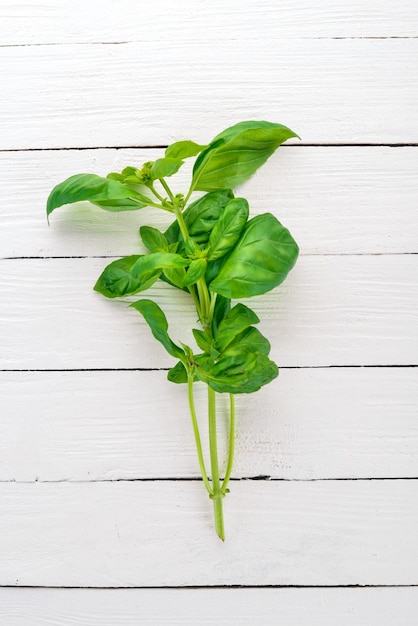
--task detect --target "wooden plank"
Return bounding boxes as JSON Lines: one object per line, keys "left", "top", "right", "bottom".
{"left": 1, "top": 368, "right": 417, "bottom": 482}
{"left": 0, "top": 256, "right": 417, "bottom": 369}
{"left": 0, "top": 480, "right": 416, "bottom": 586}
{"left": 1, "top": 587, "right": 417, "bottom": 626}
{"left": 4, "top": 0, "right": 418, "bottom": 44}
{"left": 2, "top": 0, "right": 418, "bottom": 45}
{"left": 1, "top": 39, "right": 417, "bottom": 148}
{"left": 2, "top": 147, "right": 418, "bottom": 257}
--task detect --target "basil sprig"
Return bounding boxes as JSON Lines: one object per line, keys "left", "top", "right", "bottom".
{"left": 47, "top": 120, "right": 299, "bottom": 540}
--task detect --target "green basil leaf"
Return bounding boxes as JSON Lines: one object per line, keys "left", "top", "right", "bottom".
{"left": 211, "top": 295, "right": 231, "bottom": 335}
{"left": 205, "top": 258, "right": 224, "bottom": 285}
{"left": 215, "top": 303, "right": 259, "bottom": 352}
{"left": 183, "top": 258, "right": 207, "bottom": 287}
{"left": 207, "top": 197, "right": 249, "bottom": 260}
{"left": 95, "top": 252, "right": 188, "bottom": 298}
{"left": 192, "top": 120, "right": 299, "bottom": 192}
{"left": 192, "top": 329, "right": 213, "bottom": 353}
{"left": 150, "top": 157, "right": 184, "bottom": 180}
{"left": 46, "top": 173, "right": 150, "bottom": 219}
{"left": 92, "top": 197, "right": 150, "bottom": 212}
{"left": 121, "top": 166, "right": 139, "bottom": 177}
{"left": 165, "top": 190, "right": 234, "bottom": 247}
{"left": 222, "top": 326, "right": 271, "bottom": 357}
{"left": 106, "top": 172, "right": 125, "bottom": 182}
{"left": 194, "top": 351, "right": 278, "bottom": 394}
{"left": 140, "top": 226, "right": 169, "bottom": 253}
{"left": 210, "top": 213, "right": 299, "bottom": 299}
{"left": 130, "top": 299, "right": 185, "bottom": 360}
{"left": 165, "top": 140, "right": 207, "bottom": 160}
{"left": 167, "top": 360, "right": 189, "bottom": 384}
{"left": 162, "top": 267, "right": 187, "bottom": 290}
{"left": 94, "top": 255, "right": 160, "bottom": 299}
{"left": 131, "top": 252, "right": 189, "bottom": 280}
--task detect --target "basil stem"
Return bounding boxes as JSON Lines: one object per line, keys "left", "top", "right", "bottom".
{"left": 187, "top": 374, "right": 213, "bottom": 497}
{"left": 208, "top": 385, "right": 225, "bottom": 541}
{"left": 222, "top": 394, "right": 235, "bottom": 496}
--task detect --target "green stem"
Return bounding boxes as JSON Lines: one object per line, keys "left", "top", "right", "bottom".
{"left": 188, "top": 375, "right": 213, "bottom": 497}
{"left": 209, "top": 291, "right": 217, "bottom": 324}
{"left": 188, "top": 284, "right": 203, "bottom": 320}
{"left": 183, "top": 186, "right": 194, "bottom": 207}
{"left": 159, "top": 178, "right": 175, "bottom": 202}
{"left": 208, "top": 385, "right": 225, "bottom": 541}
{"left": 196, "top": 278, "right": 211, "bottom": 328}
{"left": 174, "top": 207, "right": 189, "bottom": 241}
{"left": 148, "top": 183, "right": 165, "bottom": 203}
{"left": 222, "top": 394, "right": 235, "bottom": 495}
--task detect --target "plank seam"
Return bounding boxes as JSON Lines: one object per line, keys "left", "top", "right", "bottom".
{"left": 0, "top": 35, "right": 417, "bottom": 50}
{"left": 1, "top": 477, "right": 416, "bottom": 485}
{"left": 2, "top": 143, "right": 418, "bottom": 152}
{"left": 3, "top": 253, "right": 418, "bottom": 260}
{"left": 1, "top": 365, "right": 416, "bottom": 373}
{"left": 0, "top": 583, "right": 418, "bottom": 591}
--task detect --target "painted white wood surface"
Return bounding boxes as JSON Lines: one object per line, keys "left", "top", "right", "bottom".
{"left": 3, "top": 147, "right": 418, "bottom": 257}
{"left": 1, "top": 39, "right": 417, "bottom": 149}
{"left": 1, "top": 368, "right": 417, "bottom": 482}
{"left": 1, "top": 587, "right": 417, "bottom": 626}
{"left": 1, "top": 0, "right": 417, "bottom": 618}
{"left": 0, "top": 480, "right": 417, "bottom": 586}
{"left": 2, "top": 0, "right": 418, "bottom": 44}
{"left": 1, "top": 256, "right": 417, "bottom": 369}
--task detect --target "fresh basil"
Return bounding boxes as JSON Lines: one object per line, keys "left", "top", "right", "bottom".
{"left": 47, "top": 119, "right": 300, "bottom": 541}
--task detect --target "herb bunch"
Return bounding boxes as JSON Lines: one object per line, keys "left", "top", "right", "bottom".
{"left": 47, "top": 121, "right": 299, "bottom": 540}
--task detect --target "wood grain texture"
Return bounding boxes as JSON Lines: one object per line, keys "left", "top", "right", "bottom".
{"left": 1, "top": 255, "right": 417, "bottom": 369}
{"left": 1, "top": 39, "right": 417, "bottom": 148}
{"left": 1, "top": 368, "right": 417, "bottom": 482}
{"left": 2, "top": 146, "right": 418, "bottom": 257}
{"left": 0, "top": 480, "right": 417, "bottom": 586}
{"left": 1, "top": 0, "right": 417, "bottom": 605}
{"left": 1, "top": 587, "right": 417, "bottom": 626}
{"left": 2, "top": 0, "right": 418, "bottom": 45}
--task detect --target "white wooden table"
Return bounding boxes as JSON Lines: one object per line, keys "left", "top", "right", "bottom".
{"left": 1, "top": 1, "right": 417, "bottom": 623}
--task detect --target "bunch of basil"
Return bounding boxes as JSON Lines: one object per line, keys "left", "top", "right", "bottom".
{"left": 47, "top": 120, "right": 299, "bottom": 540}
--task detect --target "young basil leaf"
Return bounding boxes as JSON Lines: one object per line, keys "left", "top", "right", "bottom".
{"left": 150, "top": 157, "right": 184, "bottom": 180}
{"left": 183, "top": 258, "right": 207, "bottom": 287}
{"left": 122, "top": 166, "right": 139, "bottom": 177}
{"left": 207, "top": 197, "right": 249, "bottom": 261}
{"left": 46, "top": 173, "right": 150, "bottom": 219}
{"left": 165, "top": 140, "right": 207, "bottom": 160}
{"left": 94, "top": 255, "right": 161, "bottom": 299}
{"left": 140, "top": 226, "right": 169, "bottom": 253}
{"left": 106, "top": 172, "right": 125, "bottom": 182}
{"left": 162, "top": 267, "right": 187, "bottom": 290}
{"left": 191, "top": 120, "right": 299, "bottom": 192}
{"left": 131, "top": 252, "right": 189, "bottom": 280}
{"left": 165, "top": 190, "right": 234, "bottom": 246}
{"left": 192, "top": 329, "right": 213, "bottom": 353}
{"left": 167, "top": 360, "right": 189, "bottom": 384}
{"left": 215, "top": 303, "right": 259, "bottom": 352}
{"left": 210, "top": 213, "right": 299, "bottom": 299}
{"left": 130, "top": 299, "right": 185, "bottom": 360}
